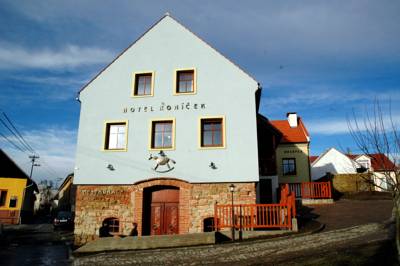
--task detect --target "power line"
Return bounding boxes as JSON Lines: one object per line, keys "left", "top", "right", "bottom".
{"left": 2, "top": 112, "right": 36, "bottom": 153}
{"left": 0, "top": 130, "right": 27, "bottom": 152}
{"left": 0, "top": 117, "right": 32, "bottom": 153}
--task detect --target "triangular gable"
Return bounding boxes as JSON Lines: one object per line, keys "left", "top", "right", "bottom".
{"left": 312, "top": 147, "right": 362, "bottom": 168}
{"left": 78, "top": 13, "right": 258, "bottom": 96}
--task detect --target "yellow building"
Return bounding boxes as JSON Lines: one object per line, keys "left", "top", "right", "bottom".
{"left": 0, "top": 149, "right": 38, "bottom": 224}
{"left": 270, "top": 113, "right": 311, "bottom": 184}
{"left": 55, "top": 173, "right": 75, "bottom": 212}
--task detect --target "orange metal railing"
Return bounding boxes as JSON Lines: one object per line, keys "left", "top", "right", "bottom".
{"left": 301, "top": 182, "right": 332, "bottom": 199}
{"left": 214, "top": 186, "right": 296, "bottom": 231}
{"left": 283, "top": 182, "right": 332, "bottom": 199}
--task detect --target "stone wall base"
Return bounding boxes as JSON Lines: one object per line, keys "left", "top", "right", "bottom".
{"left": 73, "top": 179, "right": 256, "bottom": 246}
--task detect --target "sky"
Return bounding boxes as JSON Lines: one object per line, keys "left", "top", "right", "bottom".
{"left": 0, "top": 0, "right": 399, "bottom": 185}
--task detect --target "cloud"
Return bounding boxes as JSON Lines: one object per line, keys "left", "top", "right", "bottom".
{"left": 263, "top": 87, "right": 400, "bottom": 109}
{"left": 0, "top": 43, "right": 114, "bottom": 70}
{"left": 308, "top": 113, "right": 400, "bottom": 135}
{"left": 0, "top": 127, "right": 77, "bottom": 183}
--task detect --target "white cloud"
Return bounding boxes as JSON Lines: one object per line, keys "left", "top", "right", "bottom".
{"left": 0, "top": 127, "right": 77, "bottom": 184}
{"left": 308, "top": 114, "right": 400, "bottom": 135}
{"left": 0, "top": 44, "right": 114, "bottom": 69}
{"left": 263, "top": 87, "right": 400, "bottom": 108}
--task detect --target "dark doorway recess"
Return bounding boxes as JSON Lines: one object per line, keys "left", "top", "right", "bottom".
{"left": 259, "top": 179, "right": 273, "bottom": 204}
{"left": 142, "top": 185, "right": 179, "bottom": 236}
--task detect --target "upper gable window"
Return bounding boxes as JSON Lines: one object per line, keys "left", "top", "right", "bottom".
{"left": 175, "top": 69, "right": 196, "bottom": 94}
{"left": 133, "top": 72, "right": 154, "bottom": 97}
{"left": 104, "top": 121, "right": 128, "bottom": 151}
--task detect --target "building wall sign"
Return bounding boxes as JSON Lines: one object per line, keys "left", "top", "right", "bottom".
{"left": 123, "top": 102, "right": 206, "bottom": 113}
{"left": 283, "top": 149, "right": 303, "bottom": 154}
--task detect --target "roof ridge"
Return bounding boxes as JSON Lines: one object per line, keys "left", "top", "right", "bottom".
{"left": 78, "top": 13, "right": 258, "bottom": 96}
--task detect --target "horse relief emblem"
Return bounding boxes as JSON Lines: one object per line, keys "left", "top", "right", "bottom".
{"left": 148, "top": 150, "right": 176, "bottom": 173}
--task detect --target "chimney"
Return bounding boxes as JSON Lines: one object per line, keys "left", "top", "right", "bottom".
{"left": 287, "top": 112, "right": 298, "bottom": 128}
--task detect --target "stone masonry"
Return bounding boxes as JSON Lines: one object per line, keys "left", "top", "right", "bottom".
{"left": 74, "top": 179, "right": 256, "bottom": 246}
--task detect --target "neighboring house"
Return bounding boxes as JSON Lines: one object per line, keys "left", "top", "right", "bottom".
{"left": 0, "top": 149, "right": 38, "bottom": 224}
{"left": 269, "top": 113, "right": 311, "bottom": 184}
{"left": 55, "top": 174, "right": 75, "bottom": 212}
{"left": 311, "top": 148, "right": 397, "bottom": 191}
{"left": 73, "top": 14, "right": 275, "bottom": 244}
{"left": 311, "top": 148, "right": 360, "bottom": 180}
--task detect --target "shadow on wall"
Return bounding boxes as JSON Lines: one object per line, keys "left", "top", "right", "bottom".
{"left": 316, "top": 172, "right": 374, "bottom": 200}
{"left": 311, "top": 163, "right": 339, "bottom": 181}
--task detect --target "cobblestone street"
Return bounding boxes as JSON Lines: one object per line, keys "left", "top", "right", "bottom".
{"left": 73, "top": 222, "right": 393, "bottom": 265}
{"left": 74, "top": 199, "right": 394, "bottom": 265}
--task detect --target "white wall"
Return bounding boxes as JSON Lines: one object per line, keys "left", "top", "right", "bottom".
{"left": 74, "top": 16, "right": 259, "bottom": 185}
{"left": 311, "top": 148, "right": 358, "bottom": 180}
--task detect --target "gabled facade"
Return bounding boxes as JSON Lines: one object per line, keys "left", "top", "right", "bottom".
{"left": 311, "top": 148, "right": 397, "bottom": 191}
{"left": 311, "top": 148, "right": 360, "bottom": 180}
{"left": 0, "top": 149, "right": 38, "bottom": 224}
{"left": 269, "top": 113, "right": 311, "bottom": 184}
{"left": 73, "top": 14, "right": 264, "bottom": 245}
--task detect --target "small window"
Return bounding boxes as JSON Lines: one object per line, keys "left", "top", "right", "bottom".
{"left": 104, "top": 122, "right": 127, "bottom": 150}
{"left": 9, "top": 196, "right": 17, "bottom": 208}
{"left": 151, "top": 120, "right": 174, "bottom": 150}
{"left": 0, "top": 190, "right": 7, "bottom": 206}
{"left": 175, "top": 69, "right": 195, "bottom": 94}
{"left": 200, "top": 117, "right": 224, "bottom": 148}
{"left": 282, "top": 158, "right": 296, "bottom": 176}
{"left": 133, "top": 72, "right": 153, "bottom": 96}
{"left": 104, "top": 217, "right": 119, "bottom": 234}
{"left": 203, "top": 217, "right": 216, "bottom": 232}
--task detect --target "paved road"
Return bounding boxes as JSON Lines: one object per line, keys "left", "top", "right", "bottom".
{"left": 73, "top": 222, "right": 393, "bottom": 265}
{"left": 0, "top": 224, "right": 72, "bottom": 266}
{"left": 311, "top": 199, "right": 393, "bottom": 231}
{"left": 74, "top": 199, "right": 394, "bottom": 265}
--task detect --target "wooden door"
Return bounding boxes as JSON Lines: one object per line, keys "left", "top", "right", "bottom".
{"left": 150, "top": 188, "right": 179, "bottom": 235}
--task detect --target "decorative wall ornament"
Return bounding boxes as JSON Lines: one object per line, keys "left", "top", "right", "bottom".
{"left": 148, "top": 150, "right": 176, "bottom": 173}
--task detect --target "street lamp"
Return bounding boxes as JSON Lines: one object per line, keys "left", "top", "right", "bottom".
{"left": 229, "top": 183, "right": 236, "bottom": 241}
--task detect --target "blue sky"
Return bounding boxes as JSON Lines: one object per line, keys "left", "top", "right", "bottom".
{"left": 0, "top": 0, "right": 399, "bottom": 184}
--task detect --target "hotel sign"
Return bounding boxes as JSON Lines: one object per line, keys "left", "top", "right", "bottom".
{"left": 123, "top": 102, "right": 206, "bottom": 113}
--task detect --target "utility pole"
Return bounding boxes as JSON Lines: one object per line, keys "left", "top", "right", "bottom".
{"left": 29, "top": 155, "right": 40, "bottom": 179}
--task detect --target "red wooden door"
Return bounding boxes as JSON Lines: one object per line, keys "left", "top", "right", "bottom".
{"left": 150, "top": 189, "right": 179, "bottom": 235}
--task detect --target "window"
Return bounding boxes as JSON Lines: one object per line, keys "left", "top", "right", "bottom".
{"left": 200, "top": 117, "right": 225, "bottom": 148}
{"left": 150, "top": 120, "right": 174, "bottom": 150}
{"left": 203, "top": 217, "right": 216, "bottom": 232}
{"left": 104, "top": 122, "right": 127, "bottom": 150}
{"left": 0, "top": 190, "right": 7, "bottom": 206}
{"left": 175, "top": 69, "right": 196, "bottom": 94}
{"left": 358, "top": 160, "right": 370, "bottom": 170}
{"left": 282, "top": 158, "right": 296, "bottom": 176}
{"left": 133, "top": 72, "right": 154, "bottom": 96}
{"left": 104, "top": 217, "right": 119, "bottom": 234}
{"left": 9, "top": 196, "right": 17, "bottom": 208}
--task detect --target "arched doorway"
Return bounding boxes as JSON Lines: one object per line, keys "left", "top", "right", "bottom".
{"left": 142, "top": 185, "right": 179, "bottom": 236}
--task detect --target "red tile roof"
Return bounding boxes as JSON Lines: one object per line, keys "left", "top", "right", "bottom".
{"left": 346, "top": 153, "right": 396, "bottom": 171}
{"left": 368, "top": 153, "right": 397, "bottom": 171}
{"left": 309, "top": 156, "right": 319, "bottom": 163}
{"left": 270, "top": 118, "right": 309, "bottom": 143}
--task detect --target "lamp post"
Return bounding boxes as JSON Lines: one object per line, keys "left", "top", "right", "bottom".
{"left": 229, "top": 183, "right": 236, "bottom": 241}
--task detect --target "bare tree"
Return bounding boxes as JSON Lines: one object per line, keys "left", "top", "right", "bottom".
{"left": 348, "top": 100, "right": 400, "bottom": 257}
